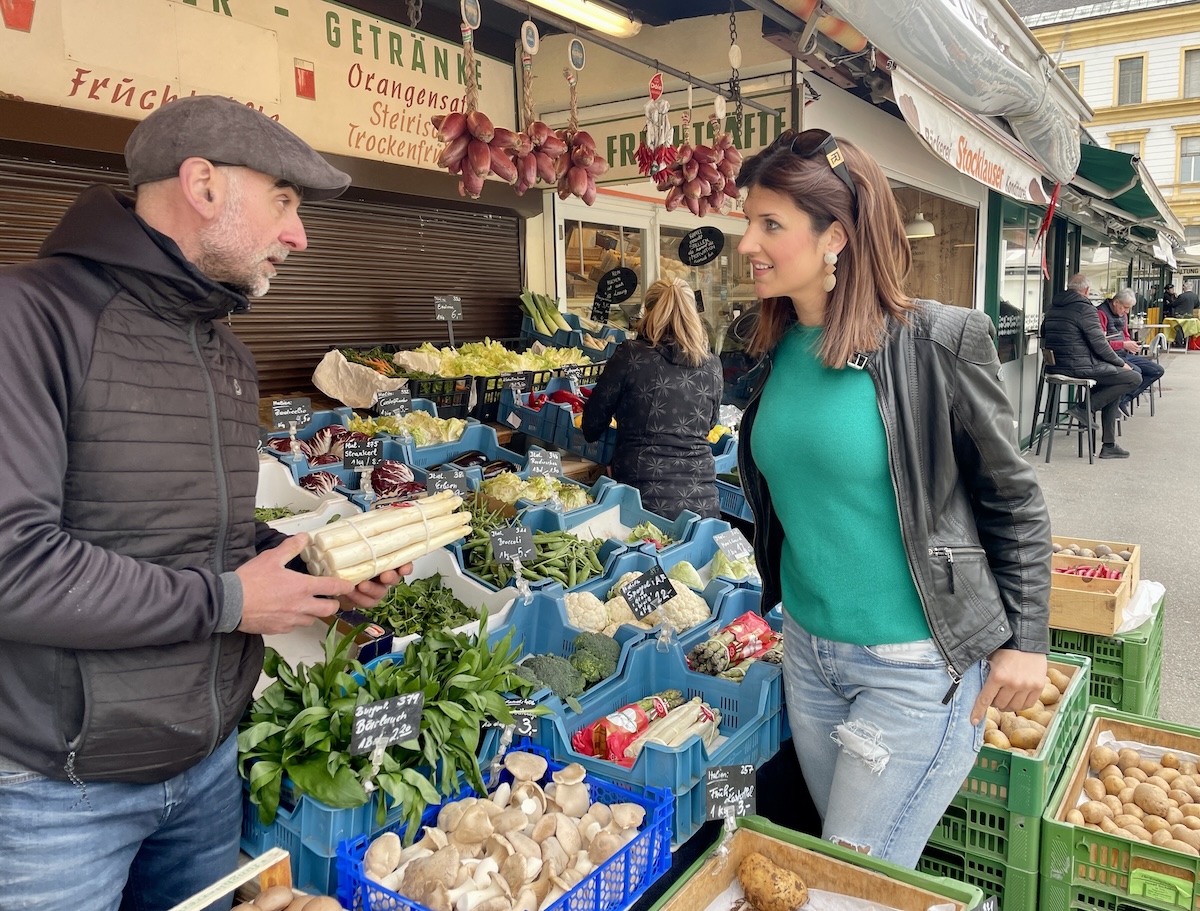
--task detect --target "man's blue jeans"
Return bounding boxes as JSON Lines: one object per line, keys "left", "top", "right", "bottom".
{"left": 1119, "top": 352, "right": 1164, "bottom": 405}
{"left": 780, "top": 610, "right": 985, "bottom": 869}
{"left": 0, "top": 734, "right": 241, "bottom": 911}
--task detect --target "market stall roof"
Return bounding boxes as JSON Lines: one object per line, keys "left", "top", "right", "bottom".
{"left": 1071, "top": 144, "right": 1186, "bottom": 240}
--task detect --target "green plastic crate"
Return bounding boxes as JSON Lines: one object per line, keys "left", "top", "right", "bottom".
{"left": 960, "top": 653, "right": 1092, "bottom": 816}
{"left": 1089, "top": 645, "right": 1163, "bottom": 716}
{"left": 652, "top": 816, "right": 986, "bottom": 911}
{"left": 1041, "top": 707, "right": 1200, "bottom": 911}
{"left": 1050, "top": 594, "right": 1163, "bottom": 681}
{"left": 1042, "top": 879, "right": 1183, "bottom": 911}
{"left": 919, "top": 843, "right": 1039, "bottom": 911}
{"left": 927, "top": 791, "right": 1042, "bottom": 870}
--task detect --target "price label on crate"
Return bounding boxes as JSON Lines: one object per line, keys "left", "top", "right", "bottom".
{"left": 373, "top": 388, "right": 412, "bottom": 417}
{"left": 434, "top": 294, "right": 462, "bottom": 321}
{"left": 343, "top": 438, "right": 383, "bottom": 470}
{"left": 621, "top": 564, "right": 676, "bottom": 620}
{"left": 481, "top": 696, "right": 539, "bottom": 737}
{"left": 501, "top": 371, "right": 532, "bottom": 394}
{"left": 271, "top": 397, "right": 311, "bottom": 430}
{"left": 714, "top": 528, "right": 753, "bottom": 562}
{"left": 350, "top": 692, "right": 424, "bottom": 754}
{"left": 525, "top": 450, "right": 562, "bottom": 477}
{"left": 560, "top": 363, "right": 583, "bottom": 394}
{"left": 490, "top": 526, "right": 535, "bottom": 564}
{"left": 426, "top": 468, "right": 468, "bottom": 496}
{"left": 705, "top": 763, "right": 756, "bottom": 821}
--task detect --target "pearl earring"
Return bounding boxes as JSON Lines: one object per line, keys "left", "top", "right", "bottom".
{"left": 822, "top": 251, "right": 838, "bottom": 292}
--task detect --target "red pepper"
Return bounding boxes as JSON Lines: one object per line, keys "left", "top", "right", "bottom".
{"left": 549, "top": 390, "right": 587, "bottom": 413}
{"left": 527, "top": 391, "right": 549, "bottom": 410}
{"left": 579, "top": 386, "right": 593, "bottom": 398}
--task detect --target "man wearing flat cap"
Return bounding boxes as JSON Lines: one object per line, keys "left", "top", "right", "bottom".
{"left": 0, "top": 96, "right": 403, "bottom": 910}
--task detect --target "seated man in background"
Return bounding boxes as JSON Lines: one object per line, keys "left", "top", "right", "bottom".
{"left": 1098, "top": 288, "right": 1165, "bottom": 417}
{"left": 1041, "top": 273, "right": 1141, "bottom": 459}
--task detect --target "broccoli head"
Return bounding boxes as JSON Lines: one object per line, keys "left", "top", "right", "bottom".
{"left": 519, "top": 654, "right": 585, "bottom": 700}
{"left": 570, "top": 632, "right": 620, "bottom": 684}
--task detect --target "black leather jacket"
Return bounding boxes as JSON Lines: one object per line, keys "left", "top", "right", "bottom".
{"left": 738, "top": 301, "right": 1051, "bottom": 688}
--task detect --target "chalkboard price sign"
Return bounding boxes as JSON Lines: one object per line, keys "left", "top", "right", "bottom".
{"left": 694, "top": 288, "right": 705, "bottom": 313}
{"left": 426, "top": 469, "right": 468, "bottom": 496}
{"left": 620, "top": 565, "right": 676, "bottom": 620}
{"left": 482, "top": 696, "right": 539, "bottom": 737}
{"left": 343, "top": 438, "right": 383, "bottom": 470}
{"left": 705, "top": 763, "right": 756, "bottom": 820}
{"left": 597, "top": 267, "right": 638, "bottom": 305}
{"left": 525, "top": 449, "right": 563, "bottom": 477}
{"left": 501, "top": 371, "right": 532, "bottom": 394}
{"left": 350, "top": 692, "right": 425, "bottom": 755}
{"left": 490, "top": 526, "right": 535, "bottom": 564}
{"left": 271, "top": 397, "right": 312, "bottom": 430}
{"left": 678, "top": 226, "right": 725, "bottom": 267}
{"left": 373, "top": 388, "right": 412, "bottom": 417}
{"left": 714, "top": 528, "right": 753, "bottom": 562}
{"left": 590, "top": 294, "right": 612, "bottom": 324}
{"left": 434, "top": 294, "right": 463, "bottom": 321}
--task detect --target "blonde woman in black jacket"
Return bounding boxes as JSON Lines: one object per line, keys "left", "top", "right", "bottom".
{"left": 581, "top": 278, "right": 723, "bottom": 520}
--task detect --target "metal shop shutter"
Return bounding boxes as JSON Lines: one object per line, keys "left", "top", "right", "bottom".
{"left": 0, "top": 156, "right": 523, "bottom": 395}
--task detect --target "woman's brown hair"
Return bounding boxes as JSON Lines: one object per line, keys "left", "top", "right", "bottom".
{"left": 738, "top": 133, "right": 916, "bottom": 367}
{"left": 636, "top": 277, "right": 711, "bottom": 367}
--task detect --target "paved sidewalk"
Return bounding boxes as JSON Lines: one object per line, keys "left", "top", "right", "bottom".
{"left": 1027, "top": 348, "right": 1200, "bottom": 725}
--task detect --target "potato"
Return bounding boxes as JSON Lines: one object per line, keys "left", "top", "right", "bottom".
{"left": 1122, "top": 803, "right": 1144, "bottom": 819}
{"left": 1181, "top": 761, "right": 1198, "bottom": 777}
{"left": 255, "top": 887, "right": 297, "bottom": 911}
{"left": 1152, "top": 828, "right": 1174, "bottom": 846}
{"left": 1146, "top": 776, "right": 1173, "bottom": 793}
{"left": 1134, "top": 783, "right": 1171, "bottom": 817}
{"left": 285, "top": 898, "right": 313, "bottom": 911}
{"left": 1118, "top": 787, "right": 1136, "bottom": 805}
{"left": 1168, "top": 807, "right": 1185, "bottom": 825}
{"left": 1040, "top": 681, "right": 1062, "bottom": 705}
{"left": 737, "top": 851, "right": 808, "bottom": 911}
{"left": 232, "top": 905, "right": 260, "bottom": 911}
{"left": 1081, "top": 801, "right": 1114, "bottom": 824}
{"left": 984, "top": 729, "right": 1011, "bottom": 750}
{"left": 1143, "top": 815, "right": 1171, "bottom": 834}
{"left": 1016, "top": 700, "right": 1045, "bottom": 721}
{"left": 1099, "top": 816, "right": 1120, "bottom": 833}
{"left": 1159, "top": 768, "right": 1182, "bottom": 784}
{"left": 1082, "top": 778, "right": 1108, "bottom": 801}
{"left": 1126, "top": 767, "right": 1148, "bottom": 782}
{"left": 1162, "top": 752, "right": 1182, "bottom": 770}
{"left": 1032, "top": 710, "right": 1056, "bottom": 728}
{"left": 1103, "top": 795, "right": 1125, "bottom": 816}
{"left": 1170, "top": 789, "right": 1192, "bottom": 806}
{"left": 1047, "top": 667, "right": 1071, "bottom": 693}
{"left": 985, "top": 706, "right": 1001, "bottom": 725}
{"left": 1126, "top": 825, "right": 1152, "bottom": 842}
{"left": 1139, "top": 759, "right": 1163, "bottom": 777}
{"left": 1182, "top": 815, "right": 1200, "bottom": 831}
{"left": 1171, "top": 825, "right": 1200, "bottom": 850}
{"left": 1098, "top": 765, "right": 1122, "bottom": 781}
{"left": 1114, "top": 814, "right": 1143, "bottom": 830}
{"left": 1090, "top": 746, "right": 1120, "bottom": 772}
{"left": 1183, "top": 805, "right": 1200, "bottom": 819}
{"left": 302, "top": 899, "right": 344, "bottom": 911}
{"left": 1167, "top": 839, "right": 1200, "bottom": 856}
{"left": 1117, "top": 748, "right": 1143, "bottom": 772}
{"left": 1066, "top": 808, "right": 1086, "bottom": 826}
{"left": 1103, "top": 776, "right": 1126, "bottom": 797}
{"left": 1009, "top": 725, "right": 1044, "bottom": 751}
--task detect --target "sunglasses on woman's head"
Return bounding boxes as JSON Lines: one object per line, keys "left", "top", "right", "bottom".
{"left": 769, "top": 129, "right": 859, "bottom": 220}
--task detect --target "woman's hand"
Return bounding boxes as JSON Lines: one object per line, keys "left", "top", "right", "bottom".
{"left": 971, "top": 649, "right": 1048, "bottom": 725}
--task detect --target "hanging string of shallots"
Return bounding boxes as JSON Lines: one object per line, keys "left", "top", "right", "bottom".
{"left": 555, "top": 67, "right": 608, "bottom": 205}
{"left": 432, "top": 18, "right": 515, "bottom": 198}
{"left": 510, "top": 45, "right": 568, "bottom": 195}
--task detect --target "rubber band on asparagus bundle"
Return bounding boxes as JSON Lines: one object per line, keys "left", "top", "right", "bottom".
{"left": 554, "top": 67, "right": 609, "bottom": 205}
{"left": 507, "top": 44, "right": 568, "bottom": 195}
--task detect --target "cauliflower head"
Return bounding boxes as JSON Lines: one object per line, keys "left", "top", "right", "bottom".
{"left": 564, "top": 591, "right": 608, "bottom": 633}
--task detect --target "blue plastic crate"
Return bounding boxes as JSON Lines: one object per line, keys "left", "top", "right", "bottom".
{"left": 656, "top": 522, "right": 762, "bottom": 590}
{"left": 537, "top": 639, "right": 782, "bottom": 846}
{"left": 336, "top": 743, "right": 672, "bottom": 911}
{"left": 710, "top": 434, "right": 738, "bottom": 473}
{"left": 405, "top": 422, "right": 526, "bottom": 473}
{"left": 484, "top": 584, "right": 645, "bottom": 717}
{"left": 557, "top": 420, "right": 618, "bottom": 466}
{"left": 519, "top": 312, "right": 587, "bottom": 349}
{"left": 240, "top": 727, "right": 500, "bottom": 897}
{"left": 497, "top": 385, "right": 566, "bottom": 444}
{"left": 715, "top": 478, "right": 753, "bottom": 522}
{"left": 404, "top": 377, "right": 472, "bottom": 420}
{"left": 473, "top": 369, "right": 558, "bottom": 423}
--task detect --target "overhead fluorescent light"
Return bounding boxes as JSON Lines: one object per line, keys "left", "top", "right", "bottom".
{"left": 525, "top": 0, "right": 641, "bottom": 37}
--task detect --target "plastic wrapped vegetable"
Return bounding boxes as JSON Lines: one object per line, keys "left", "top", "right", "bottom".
{"left": 571, "top": 689, "right": 684, "bottom": 762}
{"left": 623, "top": 697, "right": 721, "bottom": 761}
{"left": 666, "top": 561, "right": 704, "bottom": 590}
{"left": 688, "top": 612, "right": 775, "bottom": 675}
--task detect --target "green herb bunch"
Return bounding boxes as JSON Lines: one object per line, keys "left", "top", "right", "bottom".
{"left": 237, "top": 615, "right": 540, "bottom": 842}
{"left": 359, "top": 573, "right": 479, "bottom": 637}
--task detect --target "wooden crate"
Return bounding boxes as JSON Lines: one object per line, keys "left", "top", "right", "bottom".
{"left": 651, "top": 820, "right": 983, "bottom": 911}
{"left": 1050, "top": 535, "right": 1141, "bottom": 636}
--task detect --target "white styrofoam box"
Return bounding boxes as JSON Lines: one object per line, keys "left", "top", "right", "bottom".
{"left": 387, "top": 546, "right": 519, "bottom": 653}
{"left": 255, "top": 456, "right": 361, "bottom": 534}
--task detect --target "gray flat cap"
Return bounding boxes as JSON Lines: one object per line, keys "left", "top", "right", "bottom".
{"left": 125, "top": 95, "right": 351, "bottom": 200}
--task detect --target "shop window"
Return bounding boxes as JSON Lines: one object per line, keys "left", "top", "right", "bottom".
{"left": 1061, "top": 64, "right": 1081, "bottom": 91}
{"left": 1181, "top": 137, "right": 1200, "bottom": 183}
{"left": 1185, "top": 225, "right": 1200, "bottom": 246}
{"left": 1117, "top": 57, "right": 1144, "bottom": 105}
{"left": 563, "top": 220, "right": 646, "bottom": 326}
{"left": 1185, "top": 49, "right": 1200, "bottom": 98}
{"left": 1114, "top": 141, "right": 1140, "bottom": 156}
{"left": 657, "top": 226, "right": 754, "bottom": 350}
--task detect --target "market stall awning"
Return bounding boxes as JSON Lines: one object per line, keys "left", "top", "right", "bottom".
{"left": 890, "top": 66, "right": 1053, "bottom": 204}
{"left": 1071, "top": 144, "right": 1185, "bottom": 240}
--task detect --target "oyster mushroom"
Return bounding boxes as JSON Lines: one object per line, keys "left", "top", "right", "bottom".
{"left": 401, "top": 846, "right": 461, "bottom": 897}
{"left": 552, "top": 782, "right": 590, "bottom": 818}
{"left": 540, "top": 835, "right": 569, "bottom": 877}
{"left": 490, "top": 781, "right": 512, "bottom": 810}
{"left": 572, "top": 851, "right": 595, "bottom": 876}
{"left": 551, "top": 763, "right": 587, "bottom": 787}
{"left": 438, "top": 801, "right": 468, "bottom": 833}
{"left": 421, "top": 882, "right": 452, "bottom": 911}
{"left": 472, "top": 856, "right": 500, "bottom": 887}
{"left": 364, "top": 831, "right": 403, "bottom": 878}
{"left": 529, "top": 813, "right": 557, "bottom": 845}
{"left": 608, "top": 803, "right": 646, "bottom": 831}
{"left": 554, "top": 814, "right": 582, "bottom": 856}
{"left": 577, "top": 815, "right": 602, "bottom": 846}
{"left": 588, "top": 803, "right": 612, "bottom": 828}
{"left": 413, "top": 826, "right": 449, "bottom": 853}
{"left": 504, "top": 751, "right": 549, "bottom": 783}
{"left": 492, "top": 808, "right": 529, "bottom": 835}
{"left": 499, "top": 852, "right": 529, "bottom": 893}
{"left": 512, "top": 887, "right": 539, "bottom": 911}
{"left": 588, "top": 830, "right": 623, "bottom": 865}
{"left": 511, "top": 782, "right": 546, "bottom": 823}
{"left": 452, "top": 804, "right": 495, "bottom": 846}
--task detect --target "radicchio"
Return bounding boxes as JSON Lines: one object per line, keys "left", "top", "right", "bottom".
{"left": 266, "top": 437, "right": 312, "bottom": 458}
{"left": 299, "top": 471, "right": 340, "bottom": 495}
{"left": 331, "top": 430, "right": 372, "bottom": 459}
{"left": 371, "top": 460, "right": 415, "bottom": 497}
{"left": 309, "top": 452, "right": 342, "bottom": 466}
{"left": 307, "top": 425, "right": 340, "bottom": 456}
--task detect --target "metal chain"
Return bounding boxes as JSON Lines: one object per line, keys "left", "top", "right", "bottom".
{"left": 407, "top": 0, "right": 423, "bottom": 29}
{"left": 728, "top": 1, "right": 743, "bottom": 139}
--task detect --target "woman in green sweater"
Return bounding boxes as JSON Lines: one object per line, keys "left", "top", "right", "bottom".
{"left": 734, "top": 131, "right": 1052, "bottom": 868}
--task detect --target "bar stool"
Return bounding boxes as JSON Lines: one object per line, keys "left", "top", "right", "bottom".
{"left": 1031, "top": 350, "right": 1097, "bottom": 464}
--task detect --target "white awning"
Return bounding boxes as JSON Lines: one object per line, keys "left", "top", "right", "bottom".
{"left": 891, "top": 66, "right": 1053, "bottom": 204}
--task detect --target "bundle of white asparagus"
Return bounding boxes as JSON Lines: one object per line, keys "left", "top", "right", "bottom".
{"left": 301, "top": 490, "right": 471, "bottom": 584}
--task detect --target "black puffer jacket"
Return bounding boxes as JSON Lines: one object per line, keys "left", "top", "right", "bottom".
{"left": 1040, "top": 289, "right": 1125, "bottom": 378}
{"left": 0, "top": 186, "right": 277, "bottom": 783}
{"left": 581, "top": 338, "right": 722, "bottom": 520}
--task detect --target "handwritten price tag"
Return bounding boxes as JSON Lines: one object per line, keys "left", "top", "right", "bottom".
{"left": 271, "top": 397, "right": 312, "bottom": 430}
{"left": 350, "top": 692, "right": 424, "bottom": 754}
{"left": 620, "top": 565, "right": 676, "bottom": 620}
{"left": 705, "top": 763, "right": 756, "bottom": 820}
